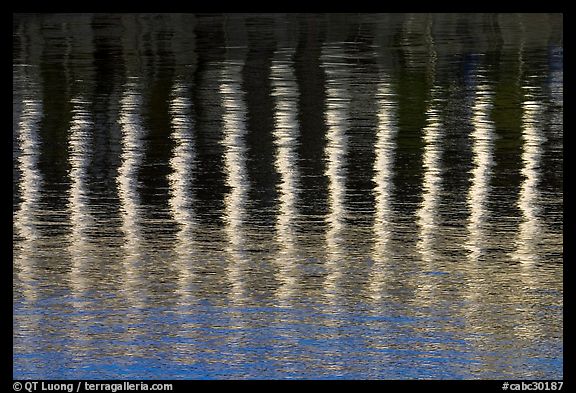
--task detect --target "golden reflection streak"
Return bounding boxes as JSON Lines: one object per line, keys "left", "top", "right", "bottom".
{"left": 117, "top": 79, "right": 146, "bottom": 310}
{"left": 415, "top": 85, "right": 443, "bottom": 298}
{"left": 507, "top": 19, "right": 546, "bottom": 267}
{"left": 370, "top": 77, "right": 398, "bottom": 302}
{"left": 506, "top": 79, "right": 546, "bottom": 344}
{"left": 466, "top": 71, "right": 495, "bottom": 263}
{"left": 67, "top": 96, "right": 93, "bottom": 299}
{"left": 168, "top": 80, "right": 197, "bottom": 304}
{"left": 13, "top": 23, "right": 44, "bottom": 368}
{"left": 14, "top": 97, "right": 43, "bottom": 303}
{"left": 271, "top": 48, "right": 300, "bottom": 305}
{"left": 14, "top": 20, "right": 44, "bottom": 306}
{"left": 510, "top": 25, "right": 545, "bottom": 344}
{"left": 512, "top": 87, "right": 546, "bottom": 266}
{"left": 462, "top": 68, "right": 496, "bottom": 342}
{"left": 221, "top": 59, "right": 249, "bottom": 306}
{"left": 321, "top": 44, "right": 349, "bottom": 305}
{"left": 414, "top": 14, "right": 442, "bottom": 305}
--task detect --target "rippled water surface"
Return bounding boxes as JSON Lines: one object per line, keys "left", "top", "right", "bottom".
{"left": 13, "top": 13, "right": 563, "bottom": 379}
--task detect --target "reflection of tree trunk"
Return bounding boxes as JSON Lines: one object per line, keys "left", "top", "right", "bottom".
{"left": 272, "top": 46, "right": 300, "bottom": 304}
{"left": 168, "top": 77, "right": 197, "bottom": 307}
{"left": 466, "top": 69, "right": 495, "bottom": 263}
{"left": 369, "top": 76, "right": 398, "bottom": 302}
{"left": 221, "top": 58, "right": 249, "bottom": 304}
{"left": 68, "top": 94, "right": 94, "bottom": 298}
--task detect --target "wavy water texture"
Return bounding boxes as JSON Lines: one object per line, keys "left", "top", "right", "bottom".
{"left": 13, "top": 13, "right": 562, "bottom": 380}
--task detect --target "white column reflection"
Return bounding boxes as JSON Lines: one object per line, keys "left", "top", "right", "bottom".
{"left": 168, "top": 80, "right": 197, "bottom": 304}
{"left": 513, "top": 86, "right": 547, "bottom": 344}
{"left": 13, "top": 23, "right": 44, "bottom": 375}
{"left": 511, "top": 26, "right": 546, "bottom": 344}
{"left": 416, "top": 86, "right": 443, "bottom": 264}
{"left": 14, "top": 20, "right": 44, "bottom": 306}
{"left": 462, "top": 68, "right": 496, "bottom": 334}
{"left": 466, "top": 71, "right": 495, "bottom": 262}
{"left": 221, "top": 59, "right": 249, "bottom": 305}
{"left": 271, "top": 48, "right": 301, "bottom": 305}
{"left": 512, "top": 85, "right": 546, "bottom": 265}
{"left": 321, "top": 44, "right": 350, "bottom": 304}
{"left": 416, "top": 85, "right": 445, "bottom": 307}
{"left": 414, "top": 14, "right": 442, "bottom": 304}
{"left": 14, "top": 97, "right": 43, "bottom": 303}
{"left": 117, "top": 78, "right": 146, "bottom": 309}
{"left": 67, "top": 96, "right": 94, "bottom": 298}
{"left": 370, "top": 77, "right": 398, "bottom": 301}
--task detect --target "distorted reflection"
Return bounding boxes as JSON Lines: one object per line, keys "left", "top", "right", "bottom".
{"left": 400, "top": 14, "right": 436, "bottom": 71}
{"left": 415, "top": 85, "right": 443, "bottom": 279}
{"left": 12, "top": 13, "right": 563, "bottom": 380}
{"left": 370, "top": 76, "right": 398, "bottom": 301}
{"left": 466, "top": 69, "right": 495, "bottom": 262}
{"left": 512, "top": 84, "right": 545, "bottom": 265}
{"left": 117, "top": 78, "right": 146, "bottom": 309}
{"left": 321, "top": 44, "right": 350, "bottom": 303}
{"left": 67, "top": 95, "right": 94, "bottom": 298}
{"left": 221, "top": 58, "right": 249, "bottom": 305}
{"left": 13, "top": 21, "right": 45, "bottom": 376}
{"left": 14, "top": 96, "right": 43, "bottom": 303}
{"left": 168, "top": 79, "right": 197, "bottom": 302}
{"left": 511, "top": 80, "right": 547, "bottom": 345}
{"left": 413, "top": 15, "right": 443, "bottom": 307}
{"left": 271, "top": 47, "right": 300, "bottom": 304}
{"left": 461, "top": 66, "right": 496, "bottom": 351}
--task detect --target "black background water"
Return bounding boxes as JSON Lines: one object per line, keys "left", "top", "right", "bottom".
{"left": 13, "top": 13, "right": 563, "bottom": 379}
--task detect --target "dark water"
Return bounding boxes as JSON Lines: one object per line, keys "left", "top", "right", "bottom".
{"left": 13, "top": 13, "right": 563, "bottom": 379}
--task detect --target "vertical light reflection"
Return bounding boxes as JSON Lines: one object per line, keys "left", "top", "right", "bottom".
{"left": 14, "top": 19, "right": 44, "bottom": 306}
{"left": 512, "top": 85, "right": 546, "bottom": 265}
{"left": 513, "top": 89, "right": 547, "bottom": 344}
{"left": 67, "top": 95, "right": 93, "bottom": 298}
{"left": 413, "top": 89, "right": 444, "bottom": 320}
{"left": 414, "top": 20, "right": 441, "bottom": 301}
{"left": 466, "top": 71, "right": 495, "bottom": 262}
{"left": 512, "top": 21, "right": 545, "bottom": 343}
{"left": 168, "top": 80, "right": 197, "bottom": 304}
{"left": 369, "top": 77, "right": 398, "bottom": 301}
{"left": 462, "top": 68, "right": 495, "bottom": 337}
{"left": 415, "top": 85, "right": 443, "bottom": 276}
{"left": 13, "top": 22, "right": 44, "bottom": 377}
{"left": 14, "top": 97, "right": 43, "bottom": 303}
{"left": 221, "top": 59, "right": 249, "bottom": 305}
{"left": 117, "top": 78, "right": 146, "bottom": 309}
{"left": 271, "top": 47, "right": 300, "bottom": 305}
{"left": 321, "top": 44, "right": 349, "bottom": 304}
{"left": 510, "top": 20, "right": 545, "bottom": 266}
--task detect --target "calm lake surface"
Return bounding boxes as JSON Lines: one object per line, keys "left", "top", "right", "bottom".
{"left": 13, "top": 13, "right": 563, "bottom": 379}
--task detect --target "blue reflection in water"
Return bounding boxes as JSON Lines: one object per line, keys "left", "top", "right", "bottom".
{"left": 13, "top": 298, "right": 491, "bottom": 379}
